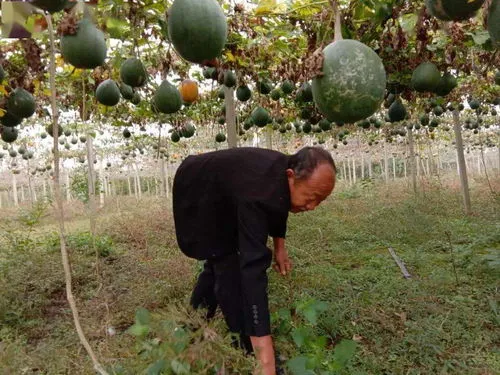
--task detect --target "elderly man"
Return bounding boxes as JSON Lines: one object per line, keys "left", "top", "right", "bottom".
{"left": 173, "top": 146, "right": 336, "bottom": 375}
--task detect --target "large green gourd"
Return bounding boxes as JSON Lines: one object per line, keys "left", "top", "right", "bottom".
{"left": 153, "top": 81, "right": 182, "bottom": 114}
{"left": 425, "top": 0, "right": 485, "bottom": 21}
{"left": 411, "top": 62, "right": 441, "bottom": 93}
{"left": 96, "top": 79, "right": 121, "bottom": 107}
{"left": 60, "top": 17, "right": 107, "bottom": 69}
{"left": 167, "top": 0, "right": 227, "bottom": 64}
{"left": 0, "top": 111, "right": 22, "bottom": 127}
{"left": 434, "top": 72, "right": 457, "bottom": 96}
{"left": 7, "top": 88, "right": 36, "bottom": 118}
{"left": 312, "top": 40, "right": 386, "bottom": 123}
{"left": 251, "top": 106, "right": 271, "bottom": 127}
{"left": 1, "top": 126, "right": 18, "bottom": 143}
{"left": 120, "top": 58, "right": 148, "bottom": 88}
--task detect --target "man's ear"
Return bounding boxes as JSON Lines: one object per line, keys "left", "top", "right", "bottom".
{"left": 286, "top": 168, "right": 295, "bottom": 179}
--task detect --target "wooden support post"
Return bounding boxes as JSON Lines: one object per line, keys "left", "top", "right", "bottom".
{"left": 20, "top": 184, "right": 25, "bottom": 202}
{"left": 368, "top": 153, "right": 373, "bottom": 178}
{"left": 384, "top": 143, "right": 389, "bottom": 183}
{"left": 352, "top": 157, "right": 357, "bottom": 184}
{"left": 224, "top": 86, "right": 237, "bottom": 149}
{"left": 392, "top": 156, "right": 396, "bottom": 180}
{"left": 127, "top": 176, "right": 132, "bottom": 196}
{"left": 361, "top": 153, "right": 365, "bottom": 179}
{"left": 66, "top": 170, "right": 71, "bottom": 202}
{"left": 453, "top": 111, "right": 472, "bottom": 215}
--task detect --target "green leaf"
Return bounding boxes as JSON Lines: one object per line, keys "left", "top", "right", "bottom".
{"left": 399, "top": 14, "right": 418, "bottom": 37}
{"left": 171, "top": 327, "right": 189, "bottom": 354}
{"left": 298, "top": 299, "right": 328, "bottom": 325}
{"left": 287, "top": 356, "right": 315, "bottom": 375}
{"left": 106, "top": 17, "right": 130, "bottom": 39}
{"left": 146, "top": 359, "right": 167, "bottom": 375}
{"left": 291, "top": 327, "right": 308, "bottom": 348}
{"left": 158, "top": 19, "right": 169, "bottom": 40}
{"left": 127, "top": 323, "right": 150, "bottom": 337}
{"left": 353, "top": 3, "right": 375, "bottom": 22}
{"left": 278, "top": 308, "right": 292, "bottom": 322}
{"left": 255, "top": 0, "right": 278, "bottom": 15}
{"left": 468, "top": 31, "right": 491, "bottom": 46}
{"left": 171, "top": 359, "right": 190, "bottom": 374}
{"left": 333, "top": 339, "right": 357, "bottom": 367}
{"left": 135, "top": 307, "right": 151, "bottom": 325}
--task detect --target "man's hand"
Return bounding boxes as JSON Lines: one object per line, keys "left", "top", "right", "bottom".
{"left": 273, "top": 237, "right": 292, "bottom": 276}
{"left": 250, "top": 335, "right": 276, "bottom": 375}
{"left": 273, "top": 248, "right": 292, "bottom": 276}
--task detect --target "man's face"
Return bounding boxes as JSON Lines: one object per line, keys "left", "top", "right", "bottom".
{"left": 287, "top": 163, "right": 335, "bottom": 213}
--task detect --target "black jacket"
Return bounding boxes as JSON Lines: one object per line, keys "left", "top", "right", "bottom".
{"left": 172, "top": 147, "right": 291, "bottom": 336}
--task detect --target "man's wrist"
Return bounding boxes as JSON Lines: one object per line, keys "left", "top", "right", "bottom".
{"left": 273, "top": 237, "right": 286, "bottom": 253}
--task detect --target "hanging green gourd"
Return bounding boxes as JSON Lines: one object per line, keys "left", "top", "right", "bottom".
{"left": 312, "top": 2, "right": 386, "bottom": 123}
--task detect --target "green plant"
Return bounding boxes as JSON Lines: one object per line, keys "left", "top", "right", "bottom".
{"left": 66, "top": 231, "right": 114, "bottom": 258}
{"left": 273, "top": 298, "right": 357, "bottom": 374}
{"left": 117, "top": 306, "right": 254, "bottom": 374}
{"left": 70, "top": 165, "right": 101, "bottom": 204}
{"left": 17, "top": 199, "right": 51, "bottom": 228}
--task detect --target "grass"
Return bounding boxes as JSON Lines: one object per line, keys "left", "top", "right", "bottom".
{"left": 0, "top": 176, "right": 499, "bottom": 374}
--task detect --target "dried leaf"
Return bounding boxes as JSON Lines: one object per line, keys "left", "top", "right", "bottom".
{"left": 304, "top": 47, "right": 325, "bottom": 80}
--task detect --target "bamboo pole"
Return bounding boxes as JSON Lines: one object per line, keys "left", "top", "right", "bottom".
{"left": 44, "top": 13, "right": 108, "bottom": 375}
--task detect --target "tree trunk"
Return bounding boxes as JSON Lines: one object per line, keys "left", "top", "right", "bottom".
{"left": 453, "top": 111, "right": 472, "bottom": 215}
{"left": 224, "top": 86, "right": 237, "bottom": 149}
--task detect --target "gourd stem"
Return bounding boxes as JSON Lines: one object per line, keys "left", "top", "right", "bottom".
{"left": 331, "top": 0, "right": 343, "bottom": 42}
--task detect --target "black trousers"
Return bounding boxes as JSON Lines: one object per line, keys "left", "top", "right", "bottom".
{"left": 190, "top": 252, "right": 254, "bottom": 354}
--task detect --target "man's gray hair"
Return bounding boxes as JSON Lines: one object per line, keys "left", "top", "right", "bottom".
{"left": 288, "top": 146, "right": 336, "bottom": 180}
